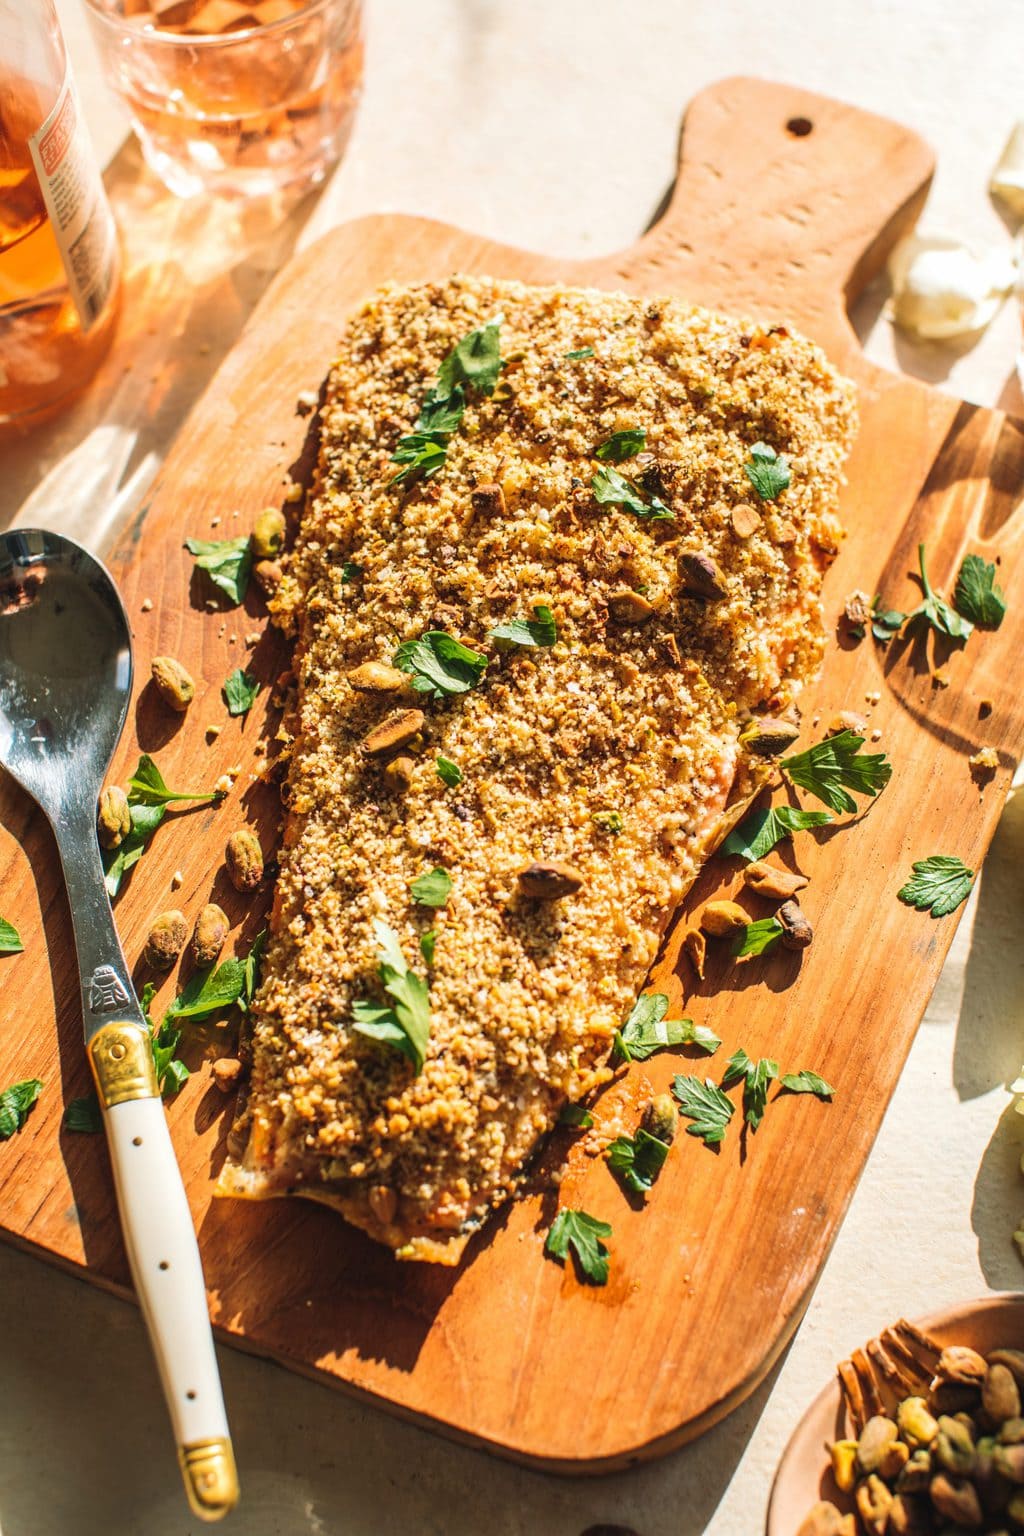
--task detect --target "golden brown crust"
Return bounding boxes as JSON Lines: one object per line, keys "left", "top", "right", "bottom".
{"left": 216, "top": 276, "right": 856, "bottom": 1258}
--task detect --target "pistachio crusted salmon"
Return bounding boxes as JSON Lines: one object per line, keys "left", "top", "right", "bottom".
{"left": 216, "top": 276, "right": 856, "bottom": 1263}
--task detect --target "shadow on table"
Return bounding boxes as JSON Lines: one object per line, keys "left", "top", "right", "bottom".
{"left": 971, "top": 1097, "right": 1024, "bottom": 1290}
{"left": 1, "top": 133, "right": 324, "bottom": 550}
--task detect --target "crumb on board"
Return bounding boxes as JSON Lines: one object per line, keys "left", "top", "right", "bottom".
{"left": 980, "top": 698, "right": 994, "bottom": 718}
{"left": 206, "top": 724, "right": 222, "bottom": 740}
{"left": 296, "top": 389, "right": 319, "bottom": 415}
{"left": 864, "top": 690, "right": 881, "bottom": 705}
{"left": 870, "top": 727, "right": 883, "bottom": 741}
{"left": 932, "top": 668, "right": 951, "bottom": 690}
{"left": 171, "top": 869, "right": 183, "bottom": 890}
{"left": 282, "top": 480, "right": 304, "bottom": 504}
{"left": 140, "top": 597, "right": 153, "bottom": 612}
{"left": 970, "top": 746, "right": 999, "bottom": 780}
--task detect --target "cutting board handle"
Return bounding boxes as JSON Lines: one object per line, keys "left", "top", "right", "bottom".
{"left": 608, "top": 76, "right": 935, "bottom": 361}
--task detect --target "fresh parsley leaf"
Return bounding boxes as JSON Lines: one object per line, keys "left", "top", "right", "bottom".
{"left": 780, "top": 1070, "right": 835, "bottom": 1099}
{"left": 781, "top": 729, "right": 892, "bottom": 815}
{"left": 102, "top": 803, "right": 166, "bottom": 899}
{"left": 591, "top": 810, "right": 623, "bottom": 835}
{"left": 0, "top": 1077, "right": 42, "bottom": 1139}
{"left": 898, "top": 855, "right": 974, "bottom": 918}
{"left": 419, "top": 930, "right": 436, "bottom": 966}
{"left": 390, "top": 432, "right": 449, "bottom": 486}
{"left": 64, "top": 1094, "right": 102, "bottom": 1133}
{"left": 393, "top": 631, "right": 487, "bottom": 699}
{"left": 906, "top": 544, "right": 974, "bottom": 642}
{"left": 436, "top": 317, "right": 504, "bottom": 398}
{"left": 870, "top": 596, "right": 906, "bottom": 644}
{"left": 416, "top": 384, "right": 466, "bottom": 435}
{"left": 151, "top": 1018, "right": 188, "bottom": 1099}
{"left": 164, "top": 959, "right": 247, "bottom": 1022}
{"left": 436, "top": 756, "right": 462, "bottom": 788}
{"left": 127, "top": 754, "right": 223, "bottom": 809}
{"left": 606, "top": 1128, "right": 671, "bottom": 1194}
{"left": 592, "top": 465, "right": 673, "bottom": 521}
{"left": 954, "top": 553, "right": 1006, "bottom": 630}
{"left": 342, "top": 562, "right": 362, "bottom": 583}
{"left": 242, "top": 929, "right": 267, "bottom": 1011}
{"left": 223, "top": 668, "right": 261, "bottom": 718}
{"left": 352, "top": 919, "right": 431, "bottom": 1074}
{"left": 595, "top": 427, "right": 646, "bottom": 463}
{"left": 0, "top": 917, "right": 23, "bottom": 954}
{"left": 612, "top": 992, "right": 719, "bottom": 1062}
{"left": 720, "top": 804, "right": 833, "bottom": 861}
{"left": 559, "top": 1103, "right": 594, "bottom": 1129}
{"left": 743, "top": 442, "right": 791, "bottom": 501}
{"left": 545, "top": 1208, "right": 612, "bottom": 1285}
{"left": 139, "top": 981, "right": 156, "bottom": 1029}
{"left": 185, "top": 535, "right": 252, "bottom": 605}
{"left": 566, "top": 346, "right": 595, "bottom": 361}
{"left": 733, "top": 918, "right": 784, "bottom": 958}
{"left": 722, "top": 1049, "right": 779, "bottom": 1130}
{"left": 410, "top": 867, "right": 451, "bottom": 908}
{"left": 671, "top": 1075, "right": 734, "bottom": 1147}
{"left": 488, "top": 604, "right": 557, "bottom": 648}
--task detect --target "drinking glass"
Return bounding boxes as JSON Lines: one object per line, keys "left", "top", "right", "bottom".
{"left": 82, "top": 0, "right": 363, "bottom": 200}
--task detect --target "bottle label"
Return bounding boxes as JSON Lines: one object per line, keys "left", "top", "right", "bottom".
{"left": 27, "top": 67, "right": 118, "bottom": 334}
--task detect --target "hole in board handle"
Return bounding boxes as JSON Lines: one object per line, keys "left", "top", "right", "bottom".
{"left": 132, "top": 1136, "right": 142, "bottom": 1146}
{"left": 159, "top": 1260, "right": 170, "bottom": 1271}
{"left": 786, "top": 116, "right": 813, "bottom": 138}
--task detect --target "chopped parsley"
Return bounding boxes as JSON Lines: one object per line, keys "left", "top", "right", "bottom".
{"left": 0, "top": 1078, "right": 43, "bottom": 1139}
{"left": 436, "top": 316, "right": 504, "bottom": 397}
{"left": 591, "top": 465, "right": 673, "bottom": 521}
{"left": 733, "top": 918, "right": 784, "bottom": 958}
{"left": 906, "top": 543, "right": 973, "bottom": 642}
{"left": 595, "top": 427, "right": 646, "bottom": 463}
{"left": 185, "top": 535, "right": 252, "bottom": 605}
{"left": 436, "top": 756, "right": 462, "bottom": 788}
{"left": 0, "top": 917, "right": 23, "bottom": 954}
{"left": 743, "top": 442, "right": 791, "bottom": 501}
{"left": 612, "top": 992, "right": 719, "bottom": 1063}
{"left": 565, "top": 346, "right": 595, "bottom": 360}
{"left": 127, "top": 755, "right": 223, "bottom": 810}
{"left": 223, "top": 668, "right": 261, "bottom": 718}
{"left": 898, "top": 855, "right": 974, "bottom": 917}
{"left": 488, "top": 604, "right": 557, "bottom": 648}
{"left": 410, "top": 867, "right": 451, "bottom": 908}
{"left": 164, "top": 958, "right": 246, "bottom": 1023}
{"left": 151, "top": 1016, "right": 189, "bottom": 1098}
{"left": 391, "top": 318, "right": 504, "bottom": 486}
{"left": 869, "top": 596, "right": 906, "bottom": 644}
{"left": 720, "top": 804, "right": 833, "bottom": 861}
{"left": 954, "top": 553, "right": 1006, "bottom": 630}
{"left": 104, "top": 756, "right": 223, "bottom": 899}
{"left": 559, "top": 1103, "right": 594, "bottom": 1129}
{"left": 722, "top": 1049, "right": 779, "bottom": 1131}
{"left": 393, "top": 631, "right": 487, "bottom": 699}
{"left": 341, "top": 562, "right": 363, "bottom": 583}
{"left": 352, "top": 920, "right": 431, "bottom": 1074}
{"left": 781, "top": 729, "right": 892, "bottom": 815}
{"left": 64, "top": 1094, "right": 102, "bottom": 1133}
{"left": 241, "top": 929, "right": 267, "bottom": 1011}
{"left": 389, "top": 433, "right": 448, "bottom": 485}
{"left": 591, "top": 810, "right": 623, "bottom": 835}
{"left": 607, "top": 1128, "right": 671, "bottom": 1194}
{"left": 419, "top": 930, "right": 436, "bottom": 966}
{"left": 780, "top": 1070, "right": 835, "bottom": 1099}
{"left": 545, "top": 1208, "right": 612, "bottom": 1285}
{"left": 671, "top": 1075, "right": 734, "bottom": 1148}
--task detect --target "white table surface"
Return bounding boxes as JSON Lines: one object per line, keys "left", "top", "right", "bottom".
{"left": 3, "top": 2, "right": 1023, "bottom": 1532}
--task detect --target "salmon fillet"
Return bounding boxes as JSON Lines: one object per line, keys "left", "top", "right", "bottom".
{"left": 216, "top": 276, "right": 856, "bottom": 1262}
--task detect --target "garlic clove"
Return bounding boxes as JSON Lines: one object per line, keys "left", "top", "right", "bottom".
{"left": 888, "top": 234, "right": 1016, "bottom": 340}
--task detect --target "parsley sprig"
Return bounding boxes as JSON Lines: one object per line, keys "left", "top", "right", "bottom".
{"left": 606, "top": 1128, "right": 671, "bottom": 1194}
{"left": 393, "top": 631, "right": 487, "bottom": 699}
{"left": 103, "top": 755, "right": 224, "bottom": 899}
{"left": 223, "top": 668, "right": 261, "bottom": 718}
{"left": 720, "top": 805, "right": 832, "bottom": 861}
{"left": 671, "top": 1075, "right": 734, "bottom": 1147}
{"left": 352, "top": 921, "right": 431, "bottom": 1074}
{"left": 592, "top": 465, "right": 673, "bottom": 521}
{"left": 906, "top": 543, "right": 973, "bottom": 642}
{"left": 733, "top": 918, "right": 784, "bottom": 958}
{"left": 545, "top": 1208, "right": 612, "bottom": 1285}
{"left": 611, "top": 992, "right": 719, "bottom": 1063}
{"left": 185, "top": 535, "right": 252, "bottom": 605}
{"left": 0, "top": 1078, "right": 43, "bottom": 1139}
{"left": 721, "top": 1049, "right": 779, "bottom": 1131}
{"left": 391, "top": 318, "right": 504, "bottom": 486}
{"left": 595, "top": 427, "right": 646, "bottom": 463}
{"left": 410, "top": 867, "right": 451, "bottom": 908}
{"left": 743, "top": 442, "right": 791, "bottom": 501}
{"left": 489, "top": 604, "right": 557, "bottom": 648}
{"left": 898, "top": 855, "right": 974, "bottom": 917}
{"left": 781, "top": 729, "right": 892, "bottom": 815}
{"left": 954, "top": 554, "right": 1006, "bottom": 630}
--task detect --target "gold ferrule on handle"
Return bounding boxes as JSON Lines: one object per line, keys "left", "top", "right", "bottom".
{"left": 179, "top": 1436, "right": 239, "bottom": 1521}
{"left": 88, "top": 1020, "right": 159, "bottom": 1108}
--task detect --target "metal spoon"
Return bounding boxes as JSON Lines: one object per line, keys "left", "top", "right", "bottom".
{"left": 0, "top": 529, "right": 238, "bottom": 1522}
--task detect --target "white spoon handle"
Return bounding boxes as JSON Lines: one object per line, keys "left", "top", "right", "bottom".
{"left": 90, "top": 1021, "right": 238, "bottom": 1523}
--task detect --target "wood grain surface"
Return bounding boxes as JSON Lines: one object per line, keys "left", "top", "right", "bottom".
{"left": 2, "top": 77, "right": 1022, "bottom": 1471}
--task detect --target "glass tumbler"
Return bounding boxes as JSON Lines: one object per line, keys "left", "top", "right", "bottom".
{"left": 82, "top": 0, "right": 364, "bottom": 200}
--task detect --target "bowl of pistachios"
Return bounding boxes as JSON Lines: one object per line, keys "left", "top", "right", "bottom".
{"left": 768, "top": 1295, "right": 1024, "bottom": 1535}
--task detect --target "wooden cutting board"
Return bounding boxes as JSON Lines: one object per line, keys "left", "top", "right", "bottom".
{"left": 2, "top": 77, "right": 1023, "bottom": 1472}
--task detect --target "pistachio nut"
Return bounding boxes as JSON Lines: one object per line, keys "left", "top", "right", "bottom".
{"left": 994, "top": 1443, "right": 1024, "bottom": 1484}
{"left": 879, "top": 1439, "right": 910, "bottom": 1479}
{"left": 739, "top": 716, "right": 801, "bottom": 757}
{"left": 143, "top": 909, "right": 188, "bottom": 970}
{"left": 742, "top": 859, "right": 809, "bottom": 901}
{"left": 699, "top": 899, "right": 749, "bottom": 938}
{"left": 935, "top": 1416, "right": 977, "bottom": 1477}
{"left": 855, "top": 1472, "right": 893, "bottom": 1535}
{"left": 897, "top": 1449, "right": 934, "bottom": 1495}
{"left": 990, "top": 1352, "right": 1024, "bottom": 1391}
{"left": 929, "top": 1471, "right": 983, "bottom": 1526}
{"left": 97, "top": 784, "right": 131, "bottom": 850}
{"left": 680, "top": 550, "right": 728, "bottom": 600}
{"left": 211, "top": 1057, "right": 243, "bottom": 1092}
{"left": 517, "top": 861, "right": 585, "bottom": 900}
{"left": 795, "top": 1502, "right": 849, "bottom": 1536}
{"left": 1008, "top": 1488, "right": 1024, "bottom": 1523}
{"left": 642, "top": 1094, "right": 677, "bottom": 1146}
{"left": 898, "top": 1397, "right": 939, "bottom": 1449}
{"left": 1000, "top": 1419, "right": 1024, "bottom": 1446}
{"left": 607, "top": 589, "right": 656, "bottom": 625}
{"left": 682, "top": 929, "right": 706, "bottom": 980}
{"left": 730, "top": 503, "right": 761, "bottom": 539}
{"left": 362, "top": 709, "right": 425, "bottom": 758}
{"left": 857, "top": 1414, "right": 899, "bottom": 1475}
{"left": 778, "top": 898, "right": 813, "bottom": 951}
{"left": 931, "top": 1381, "right": 983, "bottom": 1416}
{"left": 936, "top": 1348, "right": 989, "bottom": 1388}
{"left": 150, "top": 654, "right": 195, "bottom": 713}
{"left": 470, "top": 483, "right": 506, "bottom": 520}
{"left": 984, "top": 1364, "right": 1022, "bottom": 1428}
{"left": 348, "top": 662, "right": 408, "bottom": 694}
{"left": 253, "top": 558, "right": 283, "bottom": 595}
{"left": 225, "top": 828, "right": 264, "bottom": 892}
{"left": 192, "top": 903, "right": 229, "bottom": 967}
{"left": 252, "top": 507, "right": 286, "bottom": 560}
{"left": 383, "top": 756, "right": 416, "bottom": 792}
{"left": 828, "top": 1439, "right": 858, "bottom": 1493}
{"left": 885, "top": 1493, "right": 931, "bottom": 1536}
